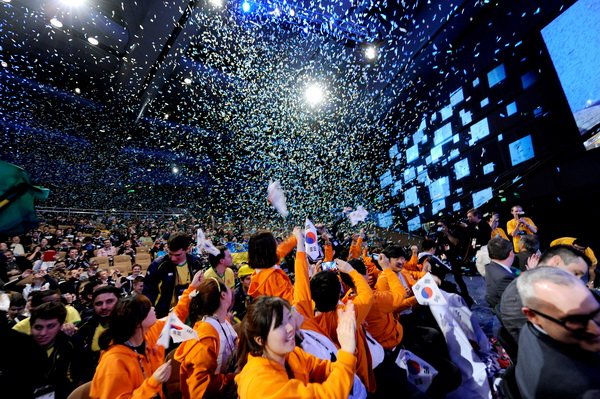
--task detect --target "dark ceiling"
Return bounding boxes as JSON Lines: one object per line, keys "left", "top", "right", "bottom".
{"left": 0, "top": 0, "right": 579, "bottom": 221}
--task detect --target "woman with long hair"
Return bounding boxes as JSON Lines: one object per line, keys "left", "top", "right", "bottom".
{"left": 89, "top": 271, "right": 203, "bottom": 399}
{"left": 175, "top": 277, "right": 237, "bottom": 398}
{"left": 235, "top": 296, "right": 357, "bottom": 399}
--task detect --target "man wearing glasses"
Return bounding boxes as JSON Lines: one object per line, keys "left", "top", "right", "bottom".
{"left": 515, "top": 267, "right": 600, "bottom": 399}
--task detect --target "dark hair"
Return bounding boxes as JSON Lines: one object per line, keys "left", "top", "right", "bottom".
{"left": 310, "top": 271, "right": 341, "bottom": 312}
{"left": 133, "top": 276, "right": 145, "bottom": 284}
{"left": 248, "top": 231, "right": 279, "bottom": 269}
{"left": 167, "top": 232, "right": 191, "bottom": 252}
{"left": 340, "top": 259, "right": 366, "bottom": 289}
{"left": 421, "top": 239, "right": 436, "bottom": 252}
{"left": 208, "top": 246, "right": 228, "bottom": 268}
{"left": 381, "top": 244, "right": 408, "bottom": 260}
{"left": 30, "top": 301, "right": 67, "bottom": 325}
{"left": 518, "top": 235, "right": 540, "bottom": 253}
{"left": 99, "top": 295, "right": 152, "bottom": 349}
{"left": 540, "top": 244, "right": 591, "bottom": 268}
{"left": 190, "top": 278, "right": 227, "bottom": 322}
{"left": 9, "top": 292, "right": 26, "bottom": 307}
{"left": 487, "top": 237, "right": 513, "bottom": 260}
{"left": 237, "top": 296, "right": 291, "bottom": 370}
{"left": 92, "top": 285, "right": 121, "bottom": 301}
{"left": 573, "top": 238, "right": 590, "bottom": 249}
{"left": 30, "top": 290, "right": 61, "bottom": 308}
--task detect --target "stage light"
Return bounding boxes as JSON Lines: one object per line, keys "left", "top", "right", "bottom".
{"left": 242, "top": 1, "right": 250, "bottom": 12}
{"left": 74, "top": 87, "right": 81, "bottom": 94}
{"left": 87, "top": 37, "right": 99, "bottom": 46}
{"left": 50, "top": 18, "right": 63, "bottom": 28}
{"left": 1, "top": 61, "right": 7, "bottom": 68}
{"left": 305, "top": 83, "right": 325, "bottom": 107}
{"left": 208, "top": 0, "right": 223, "bottom": 7}
{"left": 183, "top": 77, "right": 192, "bottom": 85}
{"left": 172, "top": 166, "right": 179, "bottom": 174}
{"left": 364, "top": 45, "right": 377, "bottom": 60}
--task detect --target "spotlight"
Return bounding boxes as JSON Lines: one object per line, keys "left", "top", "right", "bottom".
{"left": 74, "top": 87, "right": 81, "bottom": 94}
{"left": 364, "top": 45, "right": 377, "bottom": 60}
{"left": 87, "top": 37, "right": 99, "bottom": 46}
{"left": 183, "top": 77, "right": 192, "bottom": 85}
{"left": 241, "top": 0, "right": 250, "bottom": 12}
{"left": 305, "top": 83, "right": 325, "bottom": 107}
{"left": 50, "top": 18, "right": 63, "bottom": 28}
{"left": 172, "top": 166, "right": 179, "bottom": 174}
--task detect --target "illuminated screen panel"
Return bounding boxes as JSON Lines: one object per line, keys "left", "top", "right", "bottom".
{"left": 472, "top": 187, "right": 493, "bottom": 208}
{"left": 508, "top": 135, "right": 535, "bottom": 166}
{"left": 407, "top": 215, "right": 421, "bottom": 232}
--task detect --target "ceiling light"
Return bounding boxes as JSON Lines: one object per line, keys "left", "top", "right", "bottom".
{"left": 305, "top": 83, "right": 325, "bottom": 107}
{"left": 364, "top": 45, "right": 377, "bottom": 60}
{"left": 172, "top": 166, "right": 179, "bottom": 174}
{"left": 87, "top": 37, "right": 99, "bottom": 46}
{"left": 242, "top": 0, "right": 250, "bottom": 12}
{"left": 61, "top": 0, "right": 85, "bottom": 6}
{"left": 50, "top": 18, "right": 63, "bottom": 29}
{"left": 183, "top": 78, "right": 192, "bottom": 85}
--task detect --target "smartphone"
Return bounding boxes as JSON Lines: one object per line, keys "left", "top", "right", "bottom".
{"left": 322, "top": 261, "right": 337, "bottom": 271}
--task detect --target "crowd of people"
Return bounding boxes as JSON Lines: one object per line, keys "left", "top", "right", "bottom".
{"left": 0, "top": 206, "right": 598, "bottom": 399}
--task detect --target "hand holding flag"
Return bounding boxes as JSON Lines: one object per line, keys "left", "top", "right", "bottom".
{"left": 304, "top": 218, "right": 320, "bottom": 262}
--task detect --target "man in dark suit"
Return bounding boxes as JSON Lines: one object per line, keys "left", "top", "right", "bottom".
{"left": 485, "top": 237, "right": 516, "bottom": 309}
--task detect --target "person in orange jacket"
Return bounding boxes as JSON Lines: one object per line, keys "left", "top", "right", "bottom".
{"left": 247, "top": 229, "right": 297, "bottom": 302}
{"left": 235, "top": 296, "right": 358, "bottom": 399}
{"left": 175, "top": 277, "right": 237, "bottom": 399}
{"left": 89, "top": 270, "right": 203, "bottom": 399}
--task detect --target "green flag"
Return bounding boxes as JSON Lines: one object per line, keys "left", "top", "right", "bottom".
{"left": 0, "top": 160, "right": 50, "bottom": 235}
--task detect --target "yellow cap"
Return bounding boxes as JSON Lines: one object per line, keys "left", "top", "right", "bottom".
{"left": 237, "top": 264, "right": 254, "bottom": 278}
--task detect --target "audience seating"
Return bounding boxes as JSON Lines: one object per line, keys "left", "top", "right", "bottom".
{"left": 135, "top": 253, "right": 152, "bottom": 270}
{"left": 90, "top": 256, "right": 110, "bottom": 269}
{"left": 113, "top": 255, "right": 133, "bottom": 274}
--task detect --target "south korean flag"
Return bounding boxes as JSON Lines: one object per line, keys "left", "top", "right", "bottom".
{"left": 412, "top": 272, "right": 447, "bottom": 306}
{"left": 304, "top": 218, "right": 320, "bottom": 262}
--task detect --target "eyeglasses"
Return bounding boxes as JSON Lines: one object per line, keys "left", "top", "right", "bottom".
{"left": 528, "top": 307, "right": 600, "bottom": 333}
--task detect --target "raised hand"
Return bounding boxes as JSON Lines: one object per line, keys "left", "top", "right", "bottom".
{"left": 336, "top": 301, "right": 357, "bottom": 354}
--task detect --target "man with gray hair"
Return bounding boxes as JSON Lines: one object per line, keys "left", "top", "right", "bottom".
{"left": 515, "top": 267, "right": 600, "bottom": 399}
{"left": 499, "top": 245, "right": 590, "bottom": 342}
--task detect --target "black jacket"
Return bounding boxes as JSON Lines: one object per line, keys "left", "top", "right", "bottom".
{"left": 143, "top": 254, "right": 203, "bottom": 318}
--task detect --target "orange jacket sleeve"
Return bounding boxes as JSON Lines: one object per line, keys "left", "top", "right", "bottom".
{"left": 347, "top": 270, "right": 373, "bottom": 324}
{"left": 363, "top": 256, "right": 381, "bottom": 283}
{"left": 376, "top": 269, "right": 408, "bottom": 313}
{"left": 375, "top": 272, "right": 418, "bottom": 312}
{"left": 403, "top": 252, "right": 420, "bottom": 271}
{"left": 276, "top": 234, "right": 297, "bottom": 261}
{"left": 323, "top": 242, "right": 333, "bottom": 262}
{"left": 349, "top": 236, "right": 363, "bottom": 260}
{"left": 146, "top": 284, "right": 194, "bottom": 346}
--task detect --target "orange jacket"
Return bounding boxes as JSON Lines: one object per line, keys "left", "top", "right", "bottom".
{"left": 247, "top": 234, "right": 296, "bottom": 302}
{"left": 90, "top": 285, "right": 194, "bottom": 399}
{"left": 375, "top": 269, "right": 425, "bottom": 313}
{"left": 365, "top": 269, "right": 408, "bottom": 349}
{"left": 349, "top": 236, "right": 363, "bottom": 260}
{"left": 175, "top": 321, "right": 236, "bottom": 399}
{"left": 236, "top": 347, "right": 356, "bottom": 399}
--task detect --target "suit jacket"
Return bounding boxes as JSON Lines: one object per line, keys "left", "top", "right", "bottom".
{"left": 485, "top": 261, "right": 516, "bottom": 309}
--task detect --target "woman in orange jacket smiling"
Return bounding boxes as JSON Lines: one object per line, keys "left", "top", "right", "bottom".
{"left": 235, "top": 296, "right": 357, "bottom": 399}
{"left": 175, "top": 277, "right": 237, "bottom": 399}
{"left": 90, "top": 270, "right": 203, "bottom": 399}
